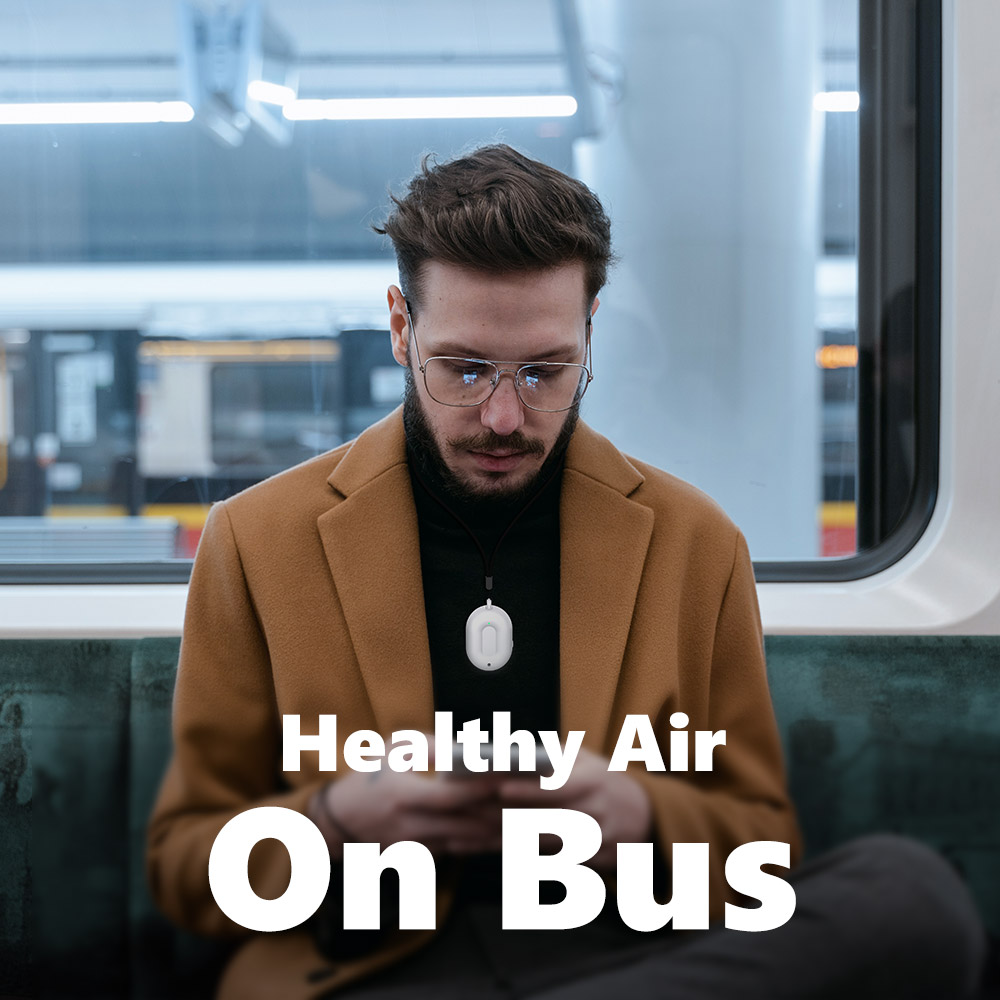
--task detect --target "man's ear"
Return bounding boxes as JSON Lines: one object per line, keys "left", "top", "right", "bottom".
{"left": 590, "top": 295, "right": 600, "bottom": 318}
{"left": 387, "top": 284, "right": 410, "bottom": 367}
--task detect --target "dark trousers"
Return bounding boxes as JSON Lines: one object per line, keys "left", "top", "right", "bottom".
{"left": 333, "top": 835, "right": 987, "bottom": 999}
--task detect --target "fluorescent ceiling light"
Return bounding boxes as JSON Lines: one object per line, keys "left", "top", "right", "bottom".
{"left": 247, "top": 80, "right": 297, "bottom": 107}
{"left": 813, "top": 91, "right": 860, "bottom": 112}
{"left": 0, "top": 101, "right": 195, "bottom": 125}
{"left": 284, "top": 95, "right": 578, "bottom": 121}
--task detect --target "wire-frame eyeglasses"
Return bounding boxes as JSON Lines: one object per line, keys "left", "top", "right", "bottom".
{"left": 404, "top": 303, "right": 593, "bottom": 413}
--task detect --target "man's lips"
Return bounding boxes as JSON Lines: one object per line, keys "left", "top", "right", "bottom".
{"left": 468, "top": 449, "right": 529, "bottom": 472}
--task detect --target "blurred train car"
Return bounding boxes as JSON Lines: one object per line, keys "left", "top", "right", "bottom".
{"left": 0, "top": 324, "right": 401, "bottom": 556}
{"left": 0, "top": 293, "right": 858, "bottom": 559}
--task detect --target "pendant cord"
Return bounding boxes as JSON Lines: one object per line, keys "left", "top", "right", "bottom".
{"left": 410, "top": 460, "right": 562, "bottom": 595}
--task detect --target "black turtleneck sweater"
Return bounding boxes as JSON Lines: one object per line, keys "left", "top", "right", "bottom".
{"left": 313, "top": 445, "right": 587, "bottom": 957}
{"left": 406, "top": 442, "right": 563, "bottom": 907}
{"left": 407, "top": 444, "right": 562, "bottom": 739}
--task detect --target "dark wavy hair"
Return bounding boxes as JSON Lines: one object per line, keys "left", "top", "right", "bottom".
{"left": 373, "top": 144, "right": 614, "bottom": 313}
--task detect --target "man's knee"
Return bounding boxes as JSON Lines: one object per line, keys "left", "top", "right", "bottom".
{"left": 805, "top": 833, "right": 987, "bottom": 995}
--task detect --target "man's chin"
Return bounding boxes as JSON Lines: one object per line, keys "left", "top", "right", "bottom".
{"left": 451, "top": 463, "right": 541, "bottom": 501}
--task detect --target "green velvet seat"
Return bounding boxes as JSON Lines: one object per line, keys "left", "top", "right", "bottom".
{"left": 1, "top": 635, "right": 997, "bottom": 997}
{"left": 0, "top": 639, "right": 229, "bottom": 999}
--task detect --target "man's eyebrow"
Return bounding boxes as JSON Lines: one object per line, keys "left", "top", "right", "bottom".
{"left": 432, "top": 342, "right": 582, "bottom": 361}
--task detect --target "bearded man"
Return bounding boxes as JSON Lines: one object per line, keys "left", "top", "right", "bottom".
{"left": 148, "top": 144, "right": 985, "bottom": 1000}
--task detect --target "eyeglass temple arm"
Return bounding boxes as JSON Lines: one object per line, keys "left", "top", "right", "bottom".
{"left": 404, "top": 300, "right": 424, "bottom": 370}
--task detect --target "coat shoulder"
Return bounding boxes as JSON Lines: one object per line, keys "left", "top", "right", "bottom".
{"left": 631, "top": 456, "right": 736, "bottom": 529}
{"left": 569, "top": 421, "right": 740, "bottom": 546}
{"left": 623, "top": 454, "right": 745, "bottom": 571}
{"left": 214, "top": 408, "right": 407, "bottom": 539}
{"left": 220, "top": 441, "right": 351, "bottom": 526}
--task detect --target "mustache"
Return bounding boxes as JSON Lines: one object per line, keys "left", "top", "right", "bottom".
{"left": 448, "top": 431, "right": 547, "bottom": 457}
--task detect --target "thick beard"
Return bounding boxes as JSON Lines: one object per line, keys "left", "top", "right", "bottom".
{"left": 403, "top": 367, "right": 579, "bottom": 505}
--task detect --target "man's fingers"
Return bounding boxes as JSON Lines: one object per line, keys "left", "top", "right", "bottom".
{"left": 497, "top": 779, "right": 582, "bottom": 805}
{"left": 407, "top": 774, "right": 498, "bottom": 810}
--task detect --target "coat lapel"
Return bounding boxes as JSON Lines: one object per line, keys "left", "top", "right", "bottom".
{"left": 315, "top": 409, "right": 653, "bottom": 750}
{"left": 559, "top": 427, "right": 653, "bottom": 751}
{"left": 316, "top": 411, "right": 436, "bottom": 735}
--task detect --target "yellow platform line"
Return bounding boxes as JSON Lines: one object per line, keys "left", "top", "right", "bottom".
{"left": 47, "top": 503, "right": 211, "bottom": 529}
{"left": 820, "top": 501, "right": 856, "bottom": 528}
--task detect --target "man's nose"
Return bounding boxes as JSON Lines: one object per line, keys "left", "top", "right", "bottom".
{"left": 480, "top": 371, "right": 525, "bottom": 436}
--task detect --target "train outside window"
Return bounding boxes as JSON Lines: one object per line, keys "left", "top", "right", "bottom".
{"left": 0, "top": 0, "right": 931, "bottom": 583}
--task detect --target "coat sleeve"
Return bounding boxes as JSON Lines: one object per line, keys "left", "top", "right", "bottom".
{"left": 630, "top": 529, "right": 802, "bottom": 917}
{"left": 146, "top": 501, "right": 326, "bottom": 938}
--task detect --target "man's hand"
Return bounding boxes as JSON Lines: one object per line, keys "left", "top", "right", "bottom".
{"left": 310, "top": 769, "right": 504, "bottom": 861}
{"left": 307, "top": 747, "right": 653, "bottom": 868}
{"left": 496, "top": 747, "right": 653, "bottom": 871}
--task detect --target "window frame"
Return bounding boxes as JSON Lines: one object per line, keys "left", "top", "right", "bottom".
{"left": 0, "top": 0, "right": 943, "bottom": 588}
{"left": 756, "top": 0, "right": 942, "bottom": 583}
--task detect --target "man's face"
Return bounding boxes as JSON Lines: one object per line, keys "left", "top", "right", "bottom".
{"left": 389, "top": 261, "right": 596, "bottom": 499}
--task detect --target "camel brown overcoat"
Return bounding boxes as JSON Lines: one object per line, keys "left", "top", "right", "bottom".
{"left": 146, "top": 407, "right": 800, "bottom": 999}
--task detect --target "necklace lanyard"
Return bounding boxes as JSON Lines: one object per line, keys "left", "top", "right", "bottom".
{"left": 410, "top": 460, "right": 562, "bottom": 670}
{"left": 410, "top": 460, "right": 561, "bottom": 599}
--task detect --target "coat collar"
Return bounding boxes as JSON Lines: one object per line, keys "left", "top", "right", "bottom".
{"left": 317, "top": 407, "right": 653, "bottom": 751}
